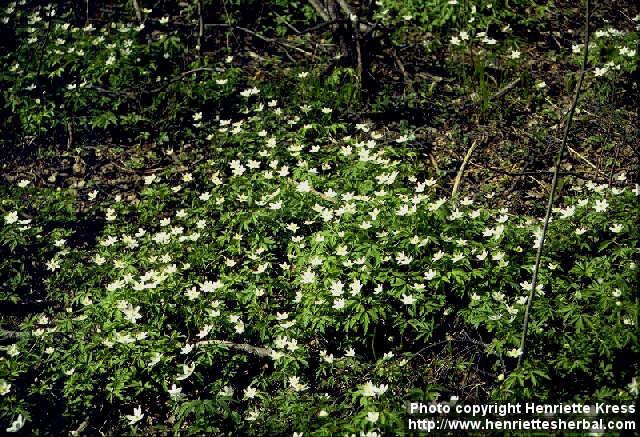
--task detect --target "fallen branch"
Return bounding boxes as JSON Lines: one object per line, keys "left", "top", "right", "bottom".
{"left": 517, "top": 0, "right": 591, "bottom": 369}
{"left": 297, "top": 19, "right": 345, "bottom": 34}
{"left": 451, "top": 134, "right": 487, "bottom": 198}
{"left": 131, "top": 0, "right": 142, "bottom": 22}
{"left": 205, "top": 24, "right": 312, "bottom": 57}
{"left": 307, "top": 0, "right": 332, "bottom": 22}
{"left": 467, "top": 161, "right": 606, "bottom": 182}
{"left": 567, "top": 145, "right": 597, "bottom": 169}
{"left": 70, "top": 416, "right": 90, "bottom": 437}
{"left": 492, "top": 77, "right": 521, "bottom": 100}
{"left": 197, "top": 340, "right": 272, "bottom": 358}
{"left": 0, "top": 330, "right": 24, "bottom": 344}
{"left": 196, "top": 0, "right": 204, "bottom": 54}
{"left": 147, "top": 67, "right": 218, "bottom": 94}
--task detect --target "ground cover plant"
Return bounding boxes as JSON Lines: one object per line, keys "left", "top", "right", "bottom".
{"left": 1, "top": 0, "right": 639, "bottom": 435}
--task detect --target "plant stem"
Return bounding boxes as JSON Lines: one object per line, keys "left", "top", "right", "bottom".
{"left": 516, "top": 0, "right": 591, "bottom": 369}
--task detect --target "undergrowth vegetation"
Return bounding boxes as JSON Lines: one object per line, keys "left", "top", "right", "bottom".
{"left": 1, "top": 0, "right": 639, "bottom": 434}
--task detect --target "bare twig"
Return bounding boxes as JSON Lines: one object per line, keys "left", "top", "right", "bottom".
{"left": 148, "top": 67, "right": 218, "bottom": 93}
{"left": 0, "top": 330, "right": 24, "bottom": 344}
{"left": 271, "top": 10, "right": 301, "bottom": 34}
{"left": 205, "top": 24, "right": 312, "bottom": 57}
{"left": 517, "top": 0, "right": 591, "bottom": 369}
{"left": 467, "top": 161, "right": 605, "bottom": 181}
{"left": 390, "top": 43, "right": 410, "bottom": 84}
{"left": 451, "top": 134, "right": 487, "bottom": 198}
{"left": 197, "top": 0, "right": 204, "bottom": 55}
{"left": 492, "top": 77, "right": 521, "bottom": 100}
{"left": 70, "top": 416, "right": 90, "bottom": 436}
{"left": 197, "top": 340, "right": 272, "bottom": 358}
{"left": 336, "top": 0, "right": 354, "bottom": 17}
{"left": 353, "top": 16, "right": 363, "bottom": 85}
{"left": 308, "top": 0, "right": 332, "bottom": 21}
{"left": 297, "top": 19, "right": 345, "bottom": 34}
{"left": 567, "top": 145, "right": 597, "bottom": 169}
{"left": 131, "top": 0, "right": 142, "bottom": 22}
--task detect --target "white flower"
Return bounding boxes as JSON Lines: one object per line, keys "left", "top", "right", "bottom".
{"left": 367, "top": 411, "right": 380, "bottom": 423}
{"left": 46, "top": 258, "right": 61, "bottom": 271}
{"left": 125, "top": 406, "right": 144, "bottom": 425}
{"left": 575, "top": 227, "right": 587, "bottom": 235}
{"left": 296, "top": 180, "right": 312, "bottom": 193}
{"left": 219, "top": 385, "right": 234, "bottom": 397}
{"left": 509, "top": 49, "right": 521, "bottom": 59}
{"left": 330, "top": 280, "right": 344, "bottom": 296}
{"left": 288, "top": 375, "right": 308, "bottom": 392}
{"left": 17, "top": 179, "right": 30, "bottom": 188}
{"left": 148, "top": 352, "right": 162, "bottom": 367}
{"left": 628, "top": 377, "right": 639, "bottom": 396}
{"left": 121, "top": 303, "right": 142, "bottom": 324}
{"left": 6, "top": 414, "right": 25, "bottom": 433}
{"left": 244, "top": 386, "right": 257, "bottom": 399}
{"left": 301, "top": 269, "right": 316, "bottom": 284}
{"left": 105, "top": 208, "right": 117, "bottom": 221}
{"left": 6, "top": 344, "right": 19, "bottom": 357}
{"left": 402, "top": 294, "right": 416, "bottom": 305}
{"left": 520, "top": 281, "right": 544, "bottom": 294}
{"left": 361, "top": 381, "right": 388, "bottom": 397}
{"left": 535, "top": 81, "right": 546, "bottom": 89}
{"left": 335, "top": 245, "right": 348, "bottom": 256}
{"left": 593, "top": 199, "right": 608, "bottom": 212}
{"left": 620, "top": 46, "right": 636, "bottom": 57}
{"left": 506, "top": 348, "right": 523, "bottom": 358}
{"left": 0, "top": 380, "right": 11, "bottom": 395}
{"left": 452, "top": 252, "right": 464, "bottom": 263}
{"left": 424, "top": 269, "right": 437, "bottom": 280}
{"left": 396, "top": 252, "right": 413, "bottom": 265}
{"left": 240, "top": 87, "right": 260, "bottom": 97}
{"left": 168, "top": 384, "right": 182, "bottom": 398}
{"left": 350, "top": 279, "right": 363, "bottom": 295}
{"left": 200, "top": 280, "right": 223, "bottom": 293}
{"left": 609, "top": 223, "right": 623, "bottom": 233}
{"left": 558, "top": 205, "right": 575, "bottom": 219}
{"left": 176, "top": 363, "right": 196, "bottom": 381}
{"left": 4, "top": 211, "right": 18, "bottom": 224}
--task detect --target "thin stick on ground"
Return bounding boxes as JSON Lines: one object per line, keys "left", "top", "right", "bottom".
{"left": 516, "top": 0, "right": 591, "bottom": 369}
{"left": 131, "top": 0, "right": 142, "bottom": 22}
{"left": 451, "top": 134, "right": 487, "bottom": 198}
{"left": 197, "top": 0, "right": 204, "bottom": 55}
{"left": 205, "top": 24, "right": 312, "bottom": 58}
